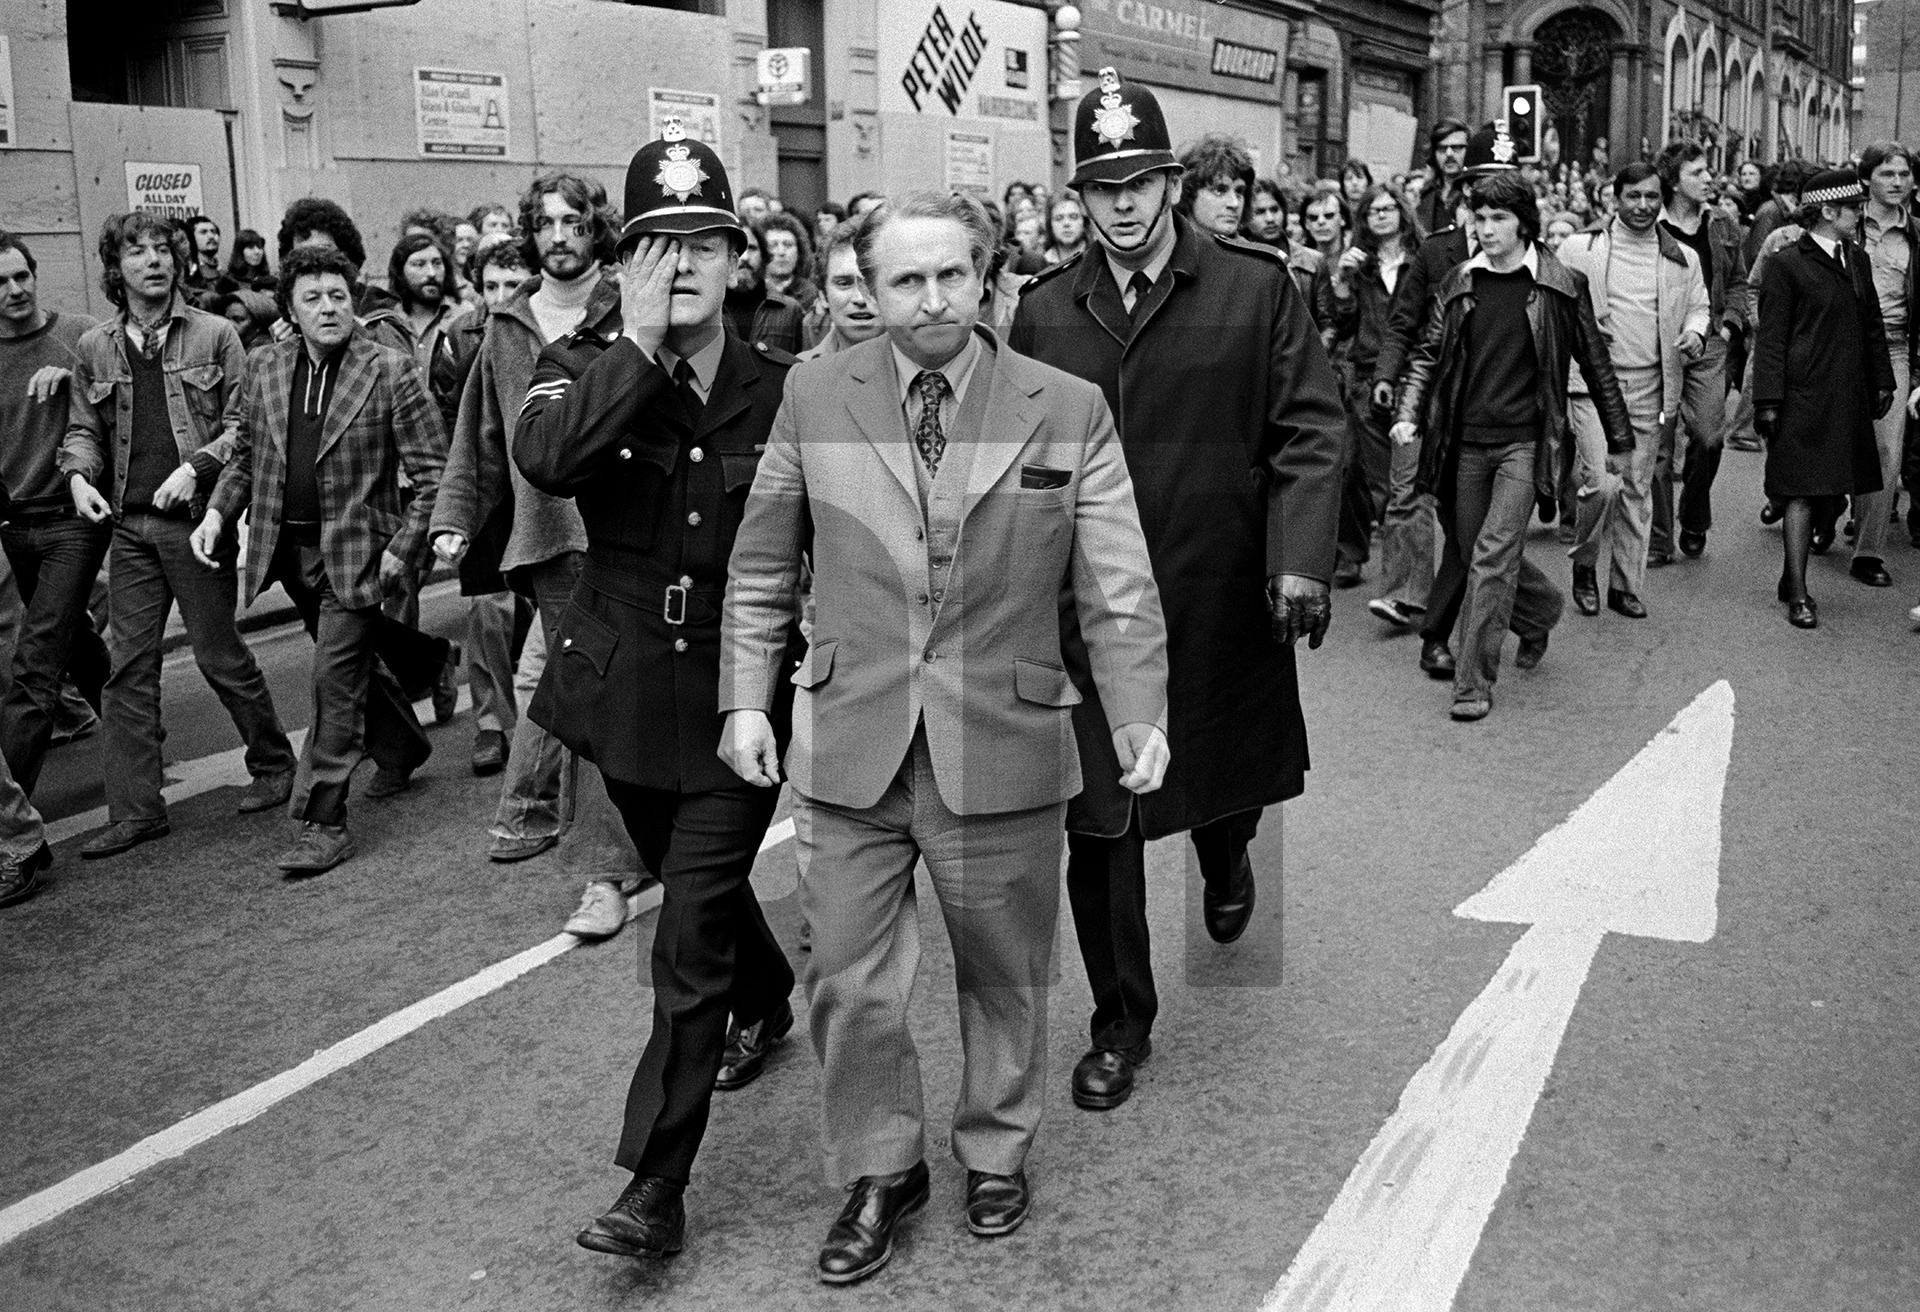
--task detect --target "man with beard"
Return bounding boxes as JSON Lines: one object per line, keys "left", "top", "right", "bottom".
{"left": 1414, "top": 119, "right": 1472, "bottom": 237}
{"left": 182, "top": 216, "right": 222, "bottom": 303}
{"left": 430, "top": 174, "right": 628, "bottom": 931}
{"left": 389, "top": 231, "right": 471, "bottom": 432}
{"left": 1009, "top": 69, "right": 1345, "bottom": 1113}
{"left": 724, "top": 223, "right": 804, "bottom": 352}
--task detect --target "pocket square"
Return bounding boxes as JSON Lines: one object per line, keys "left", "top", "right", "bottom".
{"left": 1020, "top": 464, "right": 1071, "bottom": 490}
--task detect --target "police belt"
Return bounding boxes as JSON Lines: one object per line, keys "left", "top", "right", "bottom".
{"left": 582, "top": 550, "right": 725, "bottom": 627}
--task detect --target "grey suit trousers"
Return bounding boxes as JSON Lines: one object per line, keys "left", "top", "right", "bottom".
{"left": 796, "top": 724, "right": 1065, "bottom": 1186}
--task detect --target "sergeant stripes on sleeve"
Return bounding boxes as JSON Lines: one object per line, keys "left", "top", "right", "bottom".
{"left": 520, "top": 378, "right": 570, "bottom": 416}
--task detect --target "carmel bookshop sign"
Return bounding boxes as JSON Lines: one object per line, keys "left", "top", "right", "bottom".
{"left": 879, "top": 0, "right": 1048, "bottom": 120}
{"left": 1078, "top": 0, "right": 1288, "bottom": 103}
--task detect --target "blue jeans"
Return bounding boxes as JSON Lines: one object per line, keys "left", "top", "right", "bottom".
{"left": 0, "top": 515, "right": 111, "bottom": 794}
{"left": 102, "top": 513, "right": 297, "bottom": 822}
{"left": 1452, "top": 441, "right": 1564, "bottom": 700}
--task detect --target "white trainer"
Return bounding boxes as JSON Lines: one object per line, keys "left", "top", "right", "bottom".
{"left": 565, "top": 880, "right": 630, "bottom": 939}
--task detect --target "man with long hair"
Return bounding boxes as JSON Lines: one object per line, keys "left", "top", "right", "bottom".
{"left": 59, "top": 213, "right": 298, "bottom": 858}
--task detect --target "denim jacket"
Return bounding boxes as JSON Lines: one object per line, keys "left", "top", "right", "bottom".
{"left": 58, "top": 292, "right": 245, "bottom": 520}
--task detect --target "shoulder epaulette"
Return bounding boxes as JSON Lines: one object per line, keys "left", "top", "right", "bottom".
{"left": 1421, "top": 224, "right": 1462, "bottom": 246}
{"left": 1213, "top": 233, "right": 1286, "bottom": 263}
{"left": 1021, "top": 251, "right": 1083, "bottom": 289}
{"left": 753, "top": 340, "right": 802, "bottom": 367}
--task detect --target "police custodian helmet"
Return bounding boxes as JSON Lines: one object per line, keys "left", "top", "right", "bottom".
{"left": 615, "top": 117, "right": 747, "bottom": 254}
{"left": 1071, "top": 68, "right": 1178, "bottom": 187}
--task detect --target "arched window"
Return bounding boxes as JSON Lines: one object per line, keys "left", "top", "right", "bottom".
{"left": 1667, "top": 34, "right": 1692, "bottom": 141}
{"left": 1725, "top": 59, "right": 1743, "bottom": 141}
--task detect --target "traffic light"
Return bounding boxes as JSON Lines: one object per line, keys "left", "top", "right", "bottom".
{"left": 1503, "top": 85, "right": 1543, "bottom": 163}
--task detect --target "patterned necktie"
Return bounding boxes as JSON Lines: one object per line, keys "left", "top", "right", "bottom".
{"left": 1128, "top": 270, "right": 1154, "bottom": 318}
{"left": 911, "top": 369, "right": 950, "bottom": 476}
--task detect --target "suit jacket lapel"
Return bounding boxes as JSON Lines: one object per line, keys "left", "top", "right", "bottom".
{"left": 845, "top": 342, "right": 922, "bottom": 506}
{"left": 695, "top": 336, "right": 756, "bottom": 439}
{"left": 261, "top": 345, "right": 296, "bottom": 455}
{"left": 317, "top": 336, "right": 377, "bottom": 463}
{"left": 961, "top": 343, "right": 1043, "bottom": 526}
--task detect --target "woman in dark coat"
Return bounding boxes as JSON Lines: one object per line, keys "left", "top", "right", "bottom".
{"left": 1753, "top": 170, "right": 1896, "bottom": 629}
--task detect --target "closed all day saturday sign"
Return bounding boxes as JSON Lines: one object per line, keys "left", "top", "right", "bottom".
{"left": 125, "top": 163, "right": 204, "bottom": 219}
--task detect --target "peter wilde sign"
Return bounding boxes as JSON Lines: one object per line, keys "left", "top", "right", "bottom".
{"left": 1078, "top": 0, "right": 1287, "bottom": 104}
{"left": 879, "top": 0, "right": 1047, "bottom": 120}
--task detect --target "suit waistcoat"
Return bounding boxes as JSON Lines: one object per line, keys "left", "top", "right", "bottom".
{"left": 902, "top": 343, "right": 996, "bottom": 734}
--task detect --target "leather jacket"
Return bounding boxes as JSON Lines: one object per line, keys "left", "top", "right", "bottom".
{"left": 1395, "top": 245, "right": 1633, "bottom": 506}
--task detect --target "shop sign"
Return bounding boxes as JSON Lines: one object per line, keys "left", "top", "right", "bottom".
{"left": 648, "top": 89, "right": 723, "bottom": 150}
{"left": 1077, "top": 0, "right": 1288, "bottom": 104}
{"left": 415, "top": 68, "right": 509, "bottom": 158}
{"left": 945, "top": 129, "right": 994, "bottom": 194}
{"left": 124, "top": 163, "right": 203, "bottom": 219}
{"left": 0, "top": 37, "right": 15, "bottom": 148}
{"left": 756, "top": 48, "right": 811, "bottom": 107}
{"left": 879, "top": 0, "right": 1048, "bottom": 120}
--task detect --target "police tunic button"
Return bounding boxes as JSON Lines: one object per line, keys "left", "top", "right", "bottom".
{"left": 757, "top": 342, "right": 769, "bottom": 352}
{"left": 690, "top": 447, "right": 704, "bottom": 462}
{"left": 687, "top": 511, "right": 702, "bottom": 526}
{"left": 679, "top": 575, "right": 693, "bottom": 588}
{"left": 619, "top": 448, "right": 632, "bottom": 460}
{"left": 563, "top": 637, "right": 573, "bottom": 648}
{"left": 674, "top": 638, "right": 689, "bottom": 653}
{"left": 924, "top": 650, "right": 937, "bottom": 663}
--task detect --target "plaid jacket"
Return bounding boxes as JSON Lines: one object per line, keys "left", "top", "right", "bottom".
{"left": 209, "top": 331, "right": 446, "bottom": 612}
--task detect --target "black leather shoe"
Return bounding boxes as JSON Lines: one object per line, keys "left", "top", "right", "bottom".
{"left": 1679, "top": 528, "right": 1707, "bottom": 557}
{"left": 1419, "top": 638, "right": 1455, "bottom": 679}
{"left": 1606, "top": 588, "right": 1647, "bottom": 619}
{"left": 1810, "top": 525, "right": 1833, "bottom": 555}
{"left": 965, "top": 1170, "right": 1030, "bottom": 1237}
{"left": 1071, "top": 1039, "right": 1150, "bottom": 1110}
{"left": 714, "top": 999, "right": 793, "bottom": 1091}
{"left": 364, "top": 766, "right": 414, "bottom": 799}
{"left": 1571, "top": 565, "right": 1600, "bottom": 616}
{"left": 1514, "top": 633, "right": 1549, "bottom": 670}
{"left": 1646, "top": 550, "right": 1673, "bottom": 568}
{"left": 1203, "top": 852, "right": 1256, "bottom": 944}
{"left": 1850, "top": 557, "right": 1894, "bottom": 587}
{"left": 237, "top": 772, "right": 294, "bottom": 814}
{"left": 1788, "top": 598, "right": 1819, "bottom": 629}
{"left": 1760, "top": 501, "right": 1784, "bottom": 525}
{"left": 1332, "top": 561, "right": 1364, "bottom": 588}
{"left": 80, "top": 819, "right": 170, "bottom": 860}
{"left": 818, "top": 1161, "right": 929, "bottom": 1285}
{"left": 0, "top": 842, "right": 52, "bottom": 907}
{"left": 576, "top": 1175, "right": 685, "bottom": 1258}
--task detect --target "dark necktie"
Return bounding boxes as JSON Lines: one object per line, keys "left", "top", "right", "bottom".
{"left": 1128, "top": 271, "right": 1154, "bottom": 320}
{"left": 911, "top": 370, "right": 951, "bottom": 476}
{"left": 672, "top": 358, "right": 702, "bottom": 420}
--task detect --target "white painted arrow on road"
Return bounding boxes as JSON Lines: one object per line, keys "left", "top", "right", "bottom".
{"left": 1264, "top": 679, "right": 1735, "bottom": 1312}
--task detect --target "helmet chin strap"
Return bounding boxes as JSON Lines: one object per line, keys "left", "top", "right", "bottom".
{"left": 1089, "top": 178, "right": 1174, "bottom": 257}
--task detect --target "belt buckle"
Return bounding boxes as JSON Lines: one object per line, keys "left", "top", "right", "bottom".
{"left": 664, "top": 584, "right": 687, "bottom": 625}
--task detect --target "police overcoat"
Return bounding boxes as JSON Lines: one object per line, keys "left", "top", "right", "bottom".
{"left": 1008, "top": 215, "right": 1346, "bottom": 839}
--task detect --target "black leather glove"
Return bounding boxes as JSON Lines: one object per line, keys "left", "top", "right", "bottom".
{"left": 1875, "top": 388, "right": 1895, "bottom": 419}
{"left": 1754, "top": 405, "right": 1779, "bottom": 441}
{"left": 1267, "top": 574, "right": 1332, "bottom": 650}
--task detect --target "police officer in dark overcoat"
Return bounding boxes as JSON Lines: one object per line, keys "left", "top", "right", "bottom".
{"left": 512, "top": 119, "right": 805, "bottom": 1260}
{"left": 1008, "top": 70, "right": 1346, "bottom": 1112}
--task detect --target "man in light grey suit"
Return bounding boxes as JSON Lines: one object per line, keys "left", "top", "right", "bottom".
{"left": 719, "top": 191, "right": 1169, "bottom": 1285}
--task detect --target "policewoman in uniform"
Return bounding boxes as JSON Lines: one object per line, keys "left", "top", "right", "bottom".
{"left": 512, "top": 119, "right": 806, "bottom": 1260}
{"left": 1009, "top": 71, "right": 1346, "bottom": 1112}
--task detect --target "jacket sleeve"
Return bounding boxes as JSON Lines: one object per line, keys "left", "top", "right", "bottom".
{"left": 208, "top": 368, "right": 258, "bottom": 526}
{"left": 513, "top": 335, "right": 677, "bottom": 495}
{"left": 1371, "top": 244, "right": 1433, "bottom": 387}
{"left": 1860, "top": 260, "right": 1897, "bottom": 397}
{"left": 1681, "top": 248, "right": 1712, "bottom": 340}
{"left": 188, "top": 319, "right": 247, "bottom": 484}
{"left": 1753, "top": 255, "right": 1795, "bottom": 407}
{"left": 1069, "top": 388, "right": 1169, "bottom": 736}
{"left": 720, "top": 371, "right": 808, "bottom": 716}
{"left": 57, "top": 333, "right": 110, "bottom": 488}
{"left": 1715, "top": 213, "right": 1751, "bottom": 334}
{"left": 387, "top": 355, "right": 448, "bottom": 570}
{"left": 430, "top": 352, "right": 491, "bottom": 539}
{"left": 1263, "top": 269, "right": 1348, "bottom": 583}
{"left": 1567, "top": 280, "right": 1634, "bottom": 453}
{"left": 1393, "top": 293, "right": 1445, "bottom": 429}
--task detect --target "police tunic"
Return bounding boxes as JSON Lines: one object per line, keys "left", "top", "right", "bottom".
{"left": 512, "top": 327, "right": 803, "bottom": 792}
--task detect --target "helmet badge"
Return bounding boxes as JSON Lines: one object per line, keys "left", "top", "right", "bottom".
{"left": 655, "top": 117, "right": 709, "bottom": 203}
{"left": 1091, "top": 66, "right": 1139, "bottom": 149}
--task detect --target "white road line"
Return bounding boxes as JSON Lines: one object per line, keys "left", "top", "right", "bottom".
{"left": 1262, "top": 682, "right": 1734, "bottom": 1312}
{"left": 45, "top": 688, "right": 472, "bottom": 846}
{"left": 0, "top": 813, "right": 797, "bottom": 1248}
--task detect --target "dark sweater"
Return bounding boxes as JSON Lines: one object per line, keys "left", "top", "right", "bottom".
{"left": 0, "top": 312, "right": 98, "bottom": 514}
{"left": 284, "top": 348, "right": 341, "bottom": 524}
{"left": 1461, "top": 266, "right": 1540, "bottom": 444}
{"left": 121, "top": 344, "right": 187, "bottom": 515}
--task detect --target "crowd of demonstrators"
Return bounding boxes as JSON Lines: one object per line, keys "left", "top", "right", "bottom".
{"left": 4, "top": 56, "right": 1920, "bottom": 1290}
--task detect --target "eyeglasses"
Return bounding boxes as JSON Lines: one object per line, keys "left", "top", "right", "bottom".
{"left": 1367, "top": 205, "right": 1400, "bottom": 217}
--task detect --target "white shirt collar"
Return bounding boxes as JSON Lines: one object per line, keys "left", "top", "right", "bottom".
{"left": 1810, "top": 231, "right": 1841, "bottom": 261}
{"left": 655, "top": 330, "right": 728, "bottom": 403}
{"left": 893, "top": 333, "right": 981, "bottom": 408}
{"left": 1466, "top": 243, "right": 1540, "bottom": 278}
{"left": 1105, "top": 241, "right": 1175, "bottom": 302}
